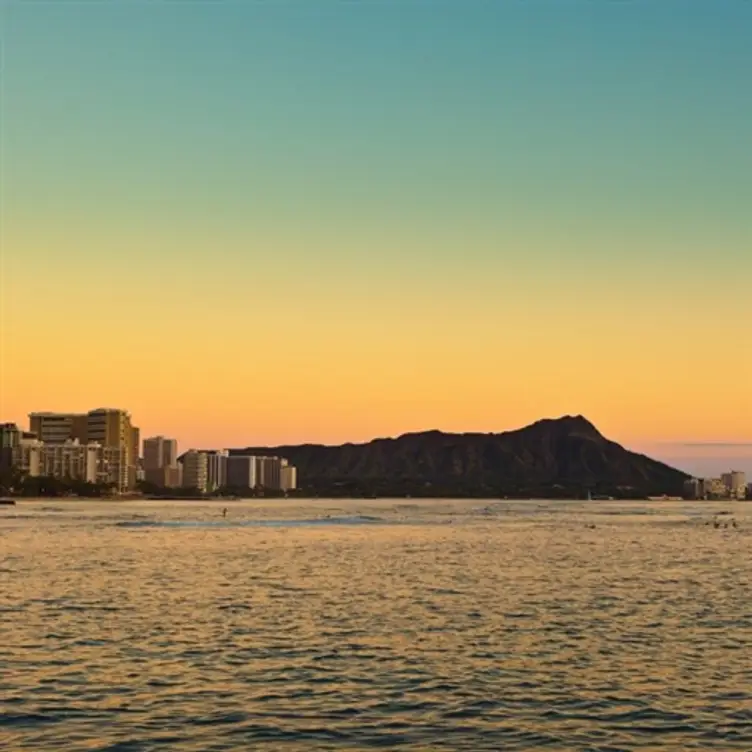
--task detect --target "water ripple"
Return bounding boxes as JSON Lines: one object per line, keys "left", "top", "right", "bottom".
{"left": 1, "top": 498, "right": 750, "bottom": 750}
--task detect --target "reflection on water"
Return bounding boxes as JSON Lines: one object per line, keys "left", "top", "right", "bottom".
{"left": 116, "top": 515, "right": 385, "bottom": 529}
{"left": 1, "top": 499, "right": 750, "bottom": 750}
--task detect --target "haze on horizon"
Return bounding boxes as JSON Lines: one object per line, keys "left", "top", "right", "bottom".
{"left": 1, "top": 2, "right": 750, "bottom": 474}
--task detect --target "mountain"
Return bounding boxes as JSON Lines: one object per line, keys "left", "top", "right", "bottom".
{"left": 230, "top": 415, "right": 689, "bottom": 498}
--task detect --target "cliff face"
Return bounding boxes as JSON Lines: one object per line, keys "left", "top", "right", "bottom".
{"left": 231, "top": 415, "right": 689, "bottom": 496}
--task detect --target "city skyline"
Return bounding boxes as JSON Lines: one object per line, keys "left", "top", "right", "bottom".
{"left": 3, "top": 408, "right": 747, "bottom": 497}
{"left": 2, "top": 2, "right": 750, "bottom": 463}
{"left": 2, "top": 406, "right": 750, "bottom": 479}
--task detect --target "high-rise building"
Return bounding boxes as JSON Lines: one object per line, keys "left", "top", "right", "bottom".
{"left": 143, "top": 437, "right": 159, "bottom": 470}
{"left": 162, "top": 438, "right": 177, "bottom": 468}
{"left": 143, "top": 436, "right": 179, "bottom": 470}
{"left": 180, "top": 450, "right": 208, "bottom": 493}
{"left": 1, "top": 423, "right": 22, "bottom": 470}
{"left": 204, "top": 450, "right": 228, "bottom": 492}
{"left": 16, "top": 437, "right": 43, "bottom": 478}
{"left": 39, "top": 440, "right": 100, "bottom": 484}
{"left": 226, "top": 455, "right": 257, "bottom": 489}
{"left": 225, "top": 453, "right": 296, "bottom": 491}
{"left": 143, "top": 464, "right": 182, "bottom": 488}
{"left": 27, "top": 408, "right": 139, "bottom": 491}
{"left": 143, "top": 436, "right": 180, "bottom": 487}
{"left": 1, "top": 424, "right": 42, "bottom": 478}
{"left": 29, "top": 413, "right": 87, "bottom": 444}
{"left": 131, "top": 425, "right": 140, "bottom": 474}
{"left": 258, "top": 456, "right": 282, "bottom": 490}
{"left": 700, "top": 477, "right": 727, "bottom": 499}
{"left": 86, "top": 409, "right": 139, "bottom": 491}
{"left": 280, "top": 464, "right": 297, "bottom": 492}
{"left": 722, "top": 471, "right": 747, "bottom": 499}
{"left": 683, "top": 478, "right": 701, "bottom": 500}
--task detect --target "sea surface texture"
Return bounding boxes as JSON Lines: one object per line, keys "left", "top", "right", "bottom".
{"left": 1, "top": 499, "right": 750, "bottom": 751}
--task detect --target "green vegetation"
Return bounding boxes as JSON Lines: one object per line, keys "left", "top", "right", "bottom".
{"left": 0, "top": 469, "right": 116, "bottom": 498}
{"left": 293, "top": 479, "right": 642, "bottom": 500}
{"left": 136, "top": 481, "right": 293, "bottom": 499}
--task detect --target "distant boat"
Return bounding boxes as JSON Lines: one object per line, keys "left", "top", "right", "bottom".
{"left": 0, "top": 498, "right": 16, "bottom": 506}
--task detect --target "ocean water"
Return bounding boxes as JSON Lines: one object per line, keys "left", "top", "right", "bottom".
{"left": 1, "top": 499, "right": 750, "bottom": 751}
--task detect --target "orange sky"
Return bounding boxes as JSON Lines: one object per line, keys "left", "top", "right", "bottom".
{"left": 2, "top": 2, "right": 750, "bottom": 458}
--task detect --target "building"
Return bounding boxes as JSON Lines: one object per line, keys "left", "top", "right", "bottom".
{"left": 143, "top": 436, "right": 181, "bottom": 488}
{"left": 28, "top": 408, "right": 139, "bottom": 491}
{"left": 225, "top": 453, "right": 296, "bottom": 491}
{"left": 258, "top": 456, "right": 282, "bottom": 490}
{"left": 163, "top": 439, "right": 177, "bottom": 467}
{"left": 29, "top": 413, "right": 88, "bottom": 444}
{"left": 95, "top": 446, "right": 127, "bottom": 489}
{"left": 683, "top": 478, "right": 701, "bottom": 500}
{"left": 1, "top": 424, "right": 43, "bottom": 478}
{"left": 2, "top": 423, "right": 111, "bottom": 484}
{"left": 86, "top": 408, "right": 139, "bottom": 489}
{"left": 180, "top": 450, "right": 208, "bottom": 493}
{"left": 204, "top": 450, "right": 228, "bottom": 492}
{"left": 2, "top": 423, "right": 43, "bottom": 478}
{"left": 16, "top": 437, "right": 43, "bottom": 478}
{"left": 144, "top": 465, "right": 182, "bottom": 488}
{"left": 721, "top": 471, "right": 747, "bottom": 500}
{"left": 226, "top": 455, "right": 257, "bottom": 489}
{"left": 280, "top": 464, "right": 297, "bottom": 492}
{"left": 172, "top": 449, "right": 228, "bottom": 493}
{"left": 2, "top": 417, "right": 140, "bottom": 489}
{"left": 143, "top": 436, "right": 178, "bottom": 471}
{"left": 1, "top": 422, "right": 23, "bottom": 470}
{"left": 700, "top": 477, "right": 728, "bottom": 499}
{"left": 39, "top": 440, "right": 100, "bottom": 484}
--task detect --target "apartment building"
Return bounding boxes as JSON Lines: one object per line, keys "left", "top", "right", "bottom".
{"left": 39, "top": 440, "right": 100, "bottom": 484}
{"left": 226, "top": 455, "right": 256, "bottom": 489}
{"left": 721, "top": 471, "right": 747, "bottom": 500}
{"left": 180, "top": 450, "right": 208, "bottom": 493}
{"left": 0, "top": 423, "right": 42, "bottom": 477}
{"left": 86, "top": 409, "right": 139, "bottom": 489}
{"left": 27, "top": 408, "right": 139, "bottom": 491}
{"left": 686, "top": 471, "right": 749, "bottom": 500}
{"left": 29, "top": 413, "right": 88, "bottom": 444}
{"left": 258, "top": 456, "right": 282, "bottom": 490}
{"left": 16, "top": 437, "right": 43, "bottom": 478}
{"left": 1, "top": 422, "right": 124, "bottom": 486}
{"left": 143, "top": 435, "right": 181, "bottom": 487}
{"left": 204, "top": 450, "right": 228, "bottom": 492}
{"left": 1, "top": 422, "right": 22, "bottom": 470}
{"left": 225, "top": 453, "right": 296, "bottom": 491}
{"left": 143, "top": 436, "right": 178, "bottom": 470}
{"left": 97, "top": 446, "right": 128, "bottom": 489}
{"left": 280, "top": 464, "right": 297, "bottom": 492}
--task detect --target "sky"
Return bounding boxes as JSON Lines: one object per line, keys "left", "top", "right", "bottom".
{"left": 1, "top": 1, "right": 750, "bottom": 474}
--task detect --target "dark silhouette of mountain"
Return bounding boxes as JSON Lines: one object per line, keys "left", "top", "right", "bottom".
{"left": 230, "top": 415, "right": 689, "bottom": 498}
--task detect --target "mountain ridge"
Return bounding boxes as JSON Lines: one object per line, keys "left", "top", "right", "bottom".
{"left": 229, "top": 415, "right": 689, "bottom": 498}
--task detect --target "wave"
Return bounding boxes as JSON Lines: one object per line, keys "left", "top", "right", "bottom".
{"left": 115, "top": 515, "right": 385, "bottom": 529}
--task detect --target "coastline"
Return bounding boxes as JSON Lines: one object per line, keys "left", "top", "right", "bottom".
{"left": 1, "top": 494, "right": 726, "bottom": 503}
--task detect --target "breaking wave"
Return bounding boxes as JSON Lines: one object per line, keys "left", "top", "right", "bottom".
{"left": 115, "top": 515, "right": 385, "bottom": 529}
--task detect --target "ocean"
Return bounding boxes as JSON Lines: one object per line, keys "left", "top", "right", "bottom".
{"left": 1, "top": 499, "right": 750, "bottom": 750}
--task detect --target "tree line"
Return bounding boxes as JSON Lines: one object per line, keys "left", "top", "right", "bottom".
{"left": 0, "top": 469, "right": 116, "bottom": 498}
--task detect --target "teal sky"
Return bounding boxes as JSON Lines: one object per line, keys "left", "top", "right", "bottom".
{"left": 1, "top": 1, "right": 751, "bottom": 464}
{"left": 5, "top": 1, "right": 751, "bottom": 250}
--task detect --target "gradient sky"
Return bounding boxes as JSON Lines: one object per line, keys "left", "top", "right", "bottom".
{"left": 1, "top": 1, "right": 750, "bottom": 473}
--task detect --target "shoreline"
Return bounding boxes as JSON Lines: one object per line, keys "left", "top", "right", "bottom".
{"left": 3, "top": 495, "right": 743, "bottom": 504}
